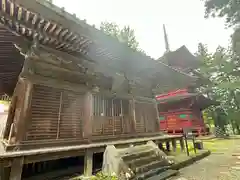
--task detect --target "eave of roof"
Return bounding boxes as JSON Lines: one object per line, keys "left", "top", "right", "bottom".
{"left": 0, "top": 0, "right": 197, "bottom": 93}
{"left": 157, "top": 93, "right": 219, "bottom": 110}
{"left": 157, "top": 93, "right": 198, "bottom": 104}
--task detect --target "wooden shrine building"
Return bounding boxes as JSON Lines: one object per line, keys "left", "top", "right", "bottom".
{"left": 0, "top": 1, "right": 197, "bottom": 179}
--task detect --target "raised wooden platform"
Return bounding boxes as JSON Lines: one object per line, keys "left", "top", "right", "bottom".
{"left": 0, "top": 134, "right": 183, "bottom": 159}
{"left": 0, "top": 133, "right": 185, "bottom": 180}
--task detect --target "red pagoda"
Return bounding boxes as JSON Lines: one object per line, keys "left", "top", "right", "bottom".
{"left": 155, "top": 25, "right": 217, "bottom": 136}
{"left": 156, "top": 89, "right": 216, "bottom": 136}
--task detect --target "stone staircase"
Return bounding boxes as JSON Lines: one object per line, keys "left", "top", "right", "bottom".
{"left": 102, "top": 141, "right": 179, "bottom": 180}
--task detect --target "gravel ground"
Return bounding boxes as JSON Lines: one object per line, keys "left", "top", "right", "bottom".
{"left": 170, "top": 139, "right": 240, "bottom": 180}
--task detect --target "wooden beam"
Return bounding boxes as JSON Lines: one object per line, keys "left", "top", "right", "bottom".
{"left": 0, "top": 165, "right": 6, "bottom": 180}
{"left": 31, "top": 45, "right": 95, "bottom": 72}
{"left": 31, "top": 60, "right": 91, "bottom": 80}
{"left": 3, "top": 95, "right": 17, "bottom": 140}
{"left": 0, "top": 8, "right": 88, "bottom": 54}
{"left": 130, "top": 98, "right": 136, "bottom": 132}
{"left": 180, "top": 138, "right": 185, "bottom": 152}
{"left": 21, "top": 74, "right": 89, "bottom": 93}
{"left": 15, "top": 79, "right": 33, "bottom": 145}
{"left": 166, "top": 141, "right": 171, "bottom": 152}
{"left": 15, "top": 0, "right": 92, "bottom": 38}
{"left": 171, "top": 139, "right": 177, "bottom": 152}
{"left": 83, "top": 92, "right": 93, "bottom": 140}
{"left": 155, "top": 102, "right": 160, "bottom": 132}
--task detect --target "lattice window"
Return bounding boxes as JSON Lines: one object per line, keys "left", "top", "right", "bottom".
{"left": 27, "top": 85, "right": 61, "bottom": 140}
{"left": 92, "top": 95, "right": 130, "bottom": 136}
{"left": 26, "top": 85, "right": 84, "bottom": 141}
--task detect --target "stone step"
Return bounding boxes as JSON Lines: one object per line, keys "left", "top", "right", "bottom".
{"left": 145, "top": 169, "right": 179, "bottom": 180}
{"left": 135, "top": 160, "right": 169, "bottom": 174}
{"left": 126, "top": 154, "right": 160, "bottom": 169}
{"left": 133, "top": 167, "right": 168, "bottom": 180}
{"left": 103, "top": 142, "right": 174, "bottom": 180}
{"left": 118, "top": 145, "right": 153, "bottom": 155}
{"left": 122, "top": 149, "right": 156, "bottom": 161}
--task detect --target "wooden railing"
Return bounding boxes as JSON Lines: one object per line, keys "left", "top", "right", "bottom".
{"left": 0, "top": 94, "right": 11, "bottom": 102}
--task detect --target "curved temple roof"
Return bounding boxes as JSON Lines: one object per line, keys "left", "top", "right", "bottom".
{"left": 158, "top": 46, "right": 201, "bottom": 70}
{"left": 156, "top": 92, "right": 219, "bottom": 110}
{"left": 158, "top": 45, "right": 212, "bottom": 86}
{"left": 0, "top": 0, "right": 197, "bottom": 95}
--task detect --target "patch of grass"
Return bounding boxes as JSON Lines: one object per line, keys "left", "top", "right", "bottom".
{"left": 69, "top": 172, "right": 118, "bottom": 180}
{"left": 166, "top": 140, "right": 196, "bottom": 156}
{"left": 169, "top": 138, "right": 236, "bottom": 154}
{"left": 203, "top": 139, "right": 235, "bottom": 152}
{"left": 0, "top": 100, "right": 10, "bottom": 105}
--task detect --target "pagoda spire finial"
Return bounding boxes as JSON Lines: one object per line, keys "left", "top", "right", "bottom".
{"left": 163, "top": 24, "right": 170, "bottom": 53}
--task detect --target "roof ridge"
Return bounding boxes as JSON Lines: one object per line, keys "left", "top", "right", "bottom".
{"left": 35, "top": 0, "right": 196, "bottom": 79}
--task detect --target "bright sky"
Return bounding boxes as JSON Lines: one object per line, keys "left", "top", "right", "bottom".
{"left": 53, "top": 0, "right": 233, "bottom": 59}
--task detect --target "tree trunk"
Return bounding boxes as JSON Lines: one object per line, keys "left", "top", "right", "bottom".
{"left": 234, "top": 120, "right": 240, "bottom": 134}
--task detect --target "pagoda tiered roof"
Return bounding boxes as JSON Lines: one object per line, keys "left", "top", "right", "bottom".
{"left": 158, "top": 45, "right": 211, "bottom": 86}
{"left": 158, "top": 46, "right": 200, "bottom": 71}
{"left": 0, "top": 0, "right": 197, "bottom": 96}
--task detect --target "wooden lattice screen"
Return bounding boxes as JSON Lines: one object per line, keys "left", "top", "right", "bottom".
{"left": 25, "top": 84, "right": 84, "bottom": 141}
{"left": 92, "top": 95, "right": 131, "bottom": 137}
{"left": 7, "top": 83, "right": 159, "bottom": 144}
{"left": 135, "top": 101, "right": 158, "bottom": 133}
{"left": 0, "top": 94, "right": 11, "bottom": 101}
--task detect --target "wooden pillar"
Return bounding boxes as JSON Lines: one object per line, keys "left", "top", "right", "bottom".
{"left": 9, "top": 157, "right": 24, "bottom": 180}
{"left": 84, "top": 149, "right": 93, "bottom": 177}
{"left": 15, "top": 79, "right": 33, "bottom": 144}
{"left": 0, "top": 165, "right": 5, "bottom": 180}
{"left": 158, "top": 142, "right": 164, "bottom": 151}
{"left": 171, "top": 139, "right": 177, "bottom": 152}
{"left": 83, "top": 92, "right": 93, "bottom": 140}
{"left": 166, "top": 141, "right": 171, "bottom": 152}
{"left": 154, "top": 101, "right": 160, "bottom": 132}
{"left": 197, "top": 129, "right": 201, "bottom": 136}
{"left": 129, "top": 97, "right": 136, "bottom": 133}
{"left": 3, "top": 94, "right": 18, "bottom": 140}
{"left": 180, "top": 138, "right": 185, "bottom": 152}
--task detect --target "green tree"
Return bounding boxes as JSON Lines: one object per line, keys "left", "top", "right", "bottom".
{"left": 203, "top": 0, "right": 240, "bottom": 27}
{"left": 100, "top": 22, "right": 120, "bottom": 38}
{"left": 196, "top": 42, "right": 240, "bottom": 134}
{"left": 232, "top": 27, "right": 240, "bottom": 56}
{"left": 100, "top": 22, "right": 145, "bottom": 53}
{"left": 100, "top": 22, "right": 147, "bottom": 94}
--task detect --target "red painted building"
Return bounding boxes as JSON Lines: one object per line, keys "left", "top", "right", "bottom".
{"left": 155, "top": 89, "right": 216, "bottom": 136}
{"left": 156, "top": 27, "right": 216, "bottom": 135}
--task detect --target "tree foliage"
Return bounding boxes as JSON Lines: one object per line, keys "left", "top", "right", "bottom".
{"left": 203, "top": 0, "right": 240, "bottom": 27}
{"left": 100, "top": 22, "right": 145, "bottom": 54}
{"left": 196, "top": 40, "right": 240, "bottom": 133}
